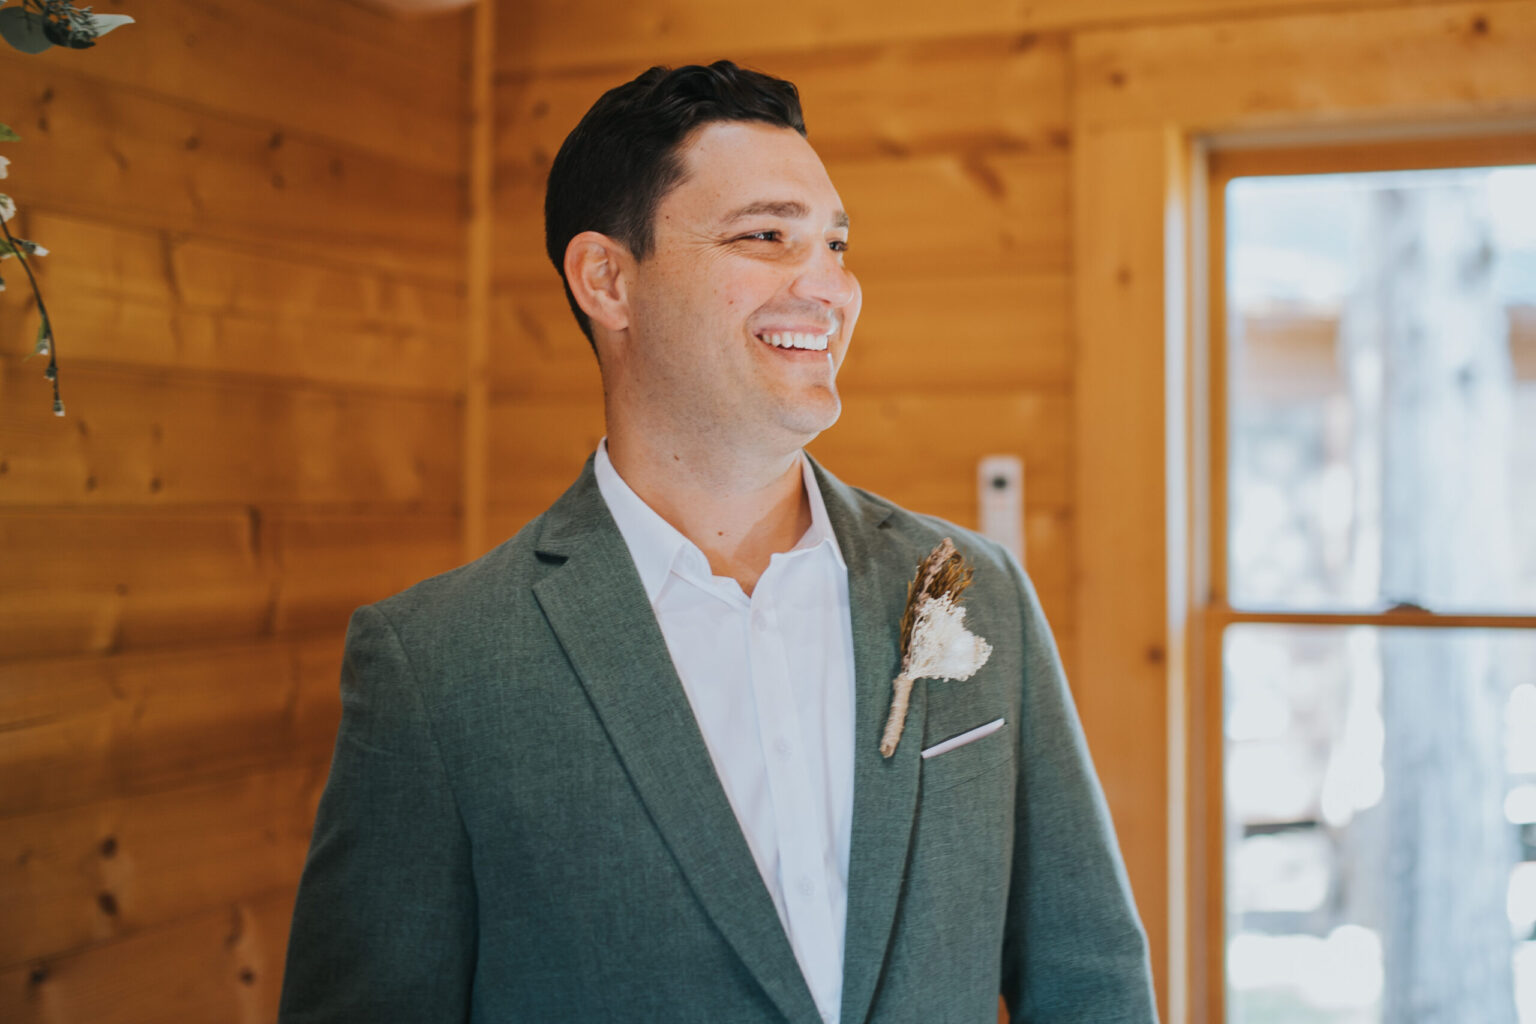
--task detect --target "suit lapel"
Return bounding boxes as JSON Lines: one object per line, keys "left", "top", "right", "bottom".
{"left": 812, "top": 462, "right": 926, "bottom": 1024}
{"left": 531, "top": 462, "right": 820, "bottom": 1024}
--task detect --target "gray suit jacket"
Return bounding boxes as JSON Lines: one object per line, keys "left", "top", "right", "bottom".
{"left": 279, "top": 458, "right": 1157, "bottom": 1023}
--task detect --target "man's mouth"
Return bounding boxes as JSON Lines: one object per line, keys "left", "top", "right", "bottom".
{"left": 756, "top": 330, "right": 832, "bottom": 352}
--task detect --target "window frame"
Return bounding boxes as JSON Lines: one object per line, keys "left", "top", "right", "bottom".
{"left": 1203, "top": 134, "right": 1536, "bottom": 1023}
{"left": 1067, "top": 11, "right": 1536, "bottom": 1022}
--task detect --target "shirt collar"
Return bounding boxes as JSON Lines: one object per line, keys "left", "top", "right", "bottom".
{"left": 592, "top": 439, "right": 846, "bottom": 606}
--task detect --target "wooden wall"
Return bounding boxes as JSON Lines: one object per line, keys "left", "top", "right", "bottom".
{"left": 4, "top": 1, "right": 1532, "bottom": 1021}
{"left": 0, "top": 3, "right": 468, "bottom": 1020}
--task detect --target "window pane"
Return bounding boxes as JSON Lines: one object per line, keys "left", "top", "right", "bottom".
{"left": 1226, "top": 166, "right": 1536, "bottom": 612}
{"left": 1224, "top": 624, "right": 1536, "bottom": 1023}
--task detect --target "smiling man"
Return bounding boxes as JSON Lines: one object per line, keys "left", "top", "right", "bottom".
{"left": 279, "top": 62, "right": 1158, "bottom": 1024}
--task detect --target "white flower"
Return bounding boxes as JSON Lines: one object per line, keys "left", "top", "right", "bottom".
{"left": 0, "top": 155, "right": 9, "bottom": 179}
{"left": 0, "top": 193, "right": 14, "bottom": 222}
{"left": 905, "top": 594, "right": 993, "bottom": 682}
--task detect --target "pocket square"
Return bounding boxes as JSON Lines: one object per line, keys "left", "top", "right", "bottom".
{"left": 921, "top": 717, "right": 1006, "bottom": 759}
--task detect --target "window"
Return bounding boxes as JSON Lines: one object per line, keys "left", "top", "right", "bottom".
{"left": 1208, "top": 137, "right": 1536, "bottom": 1024}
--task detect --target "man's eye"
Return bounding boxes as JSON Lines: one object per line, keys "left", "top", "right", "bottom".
{"left": 829, "top": 239, "right": 849, "bottom": 253}
{"left": 740, "top": 230, "right": 780, "bottom": 242}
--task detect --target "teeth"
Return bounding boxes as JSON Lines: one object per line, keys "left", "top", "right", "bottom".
{"left": 761, "top": 331, "right": 829, "bottom": 351}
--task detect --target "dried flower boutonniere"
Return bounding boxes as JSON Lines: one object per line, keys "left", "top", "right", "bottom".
{"left": 880, "top": 538, "right": 994, "bottom": 757}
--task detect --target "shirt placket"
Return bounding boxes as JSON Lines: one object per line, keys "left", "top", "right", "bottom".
{"left": 746, "top": 575, "right": 842, "bottom": 1024}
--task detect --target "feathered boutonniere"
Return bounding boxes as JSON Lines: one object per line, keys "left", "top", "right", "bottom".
{"left": 880, "top": 538, "right": 993, "bottom": 757}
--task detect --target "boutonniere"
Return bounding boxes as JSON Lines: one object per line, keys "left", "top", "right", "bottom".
{"left": 880, "top": 538, "right": 993, "bottom": 757}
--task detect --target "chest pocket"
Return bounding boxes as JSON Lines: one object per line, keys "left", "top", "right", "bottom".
{"left": 919, "top": 720, "right": 1012, "bottom": 795}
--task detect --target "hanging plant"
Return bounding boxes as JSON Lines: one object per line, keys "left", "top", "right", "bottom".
{"left": 1, "top": 0, "right": 133, "bottom": 416}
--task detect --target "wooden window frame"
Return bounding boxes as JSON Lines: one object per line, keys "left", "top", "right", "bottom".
{"left": 1203, "top": 133, "right": 1536, "bottom": 1023}
{"left": 1069, "top": 6, "right": 1536, "bottom": 1022}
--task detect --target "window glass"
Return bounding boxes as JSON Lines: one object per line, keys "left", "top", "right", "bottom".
{"left": 1226, "top": 167, "right": 1536, "bottom": 612}
{"left": 1224, "top": 624, "right": 1536, "bottom": 1023}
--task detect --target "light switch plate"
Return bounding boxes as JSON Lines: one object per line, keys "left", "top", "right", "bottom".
{"left": 977, "top": 455, "right": 1025, "bottom": 565}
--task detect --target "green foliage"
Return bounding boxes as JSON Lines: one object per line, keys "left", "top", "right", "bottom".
{"left": 0, "top": 123, "right": 19, "bottom": 142}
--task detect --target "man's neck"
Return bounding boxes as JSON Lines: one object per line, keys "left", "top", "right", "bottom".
{"left": 605, "top": 431, "right": 811, "bottom": 597}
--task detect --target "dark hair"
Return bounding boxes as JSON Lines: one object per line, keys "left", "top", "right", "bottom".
{"left": 543, "top": 60, "right": 807, "bottom": 347}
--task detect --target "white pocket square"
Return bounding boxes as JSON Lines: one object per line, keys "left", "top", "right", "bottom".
{"left": 921, "top": 717, "right": 1006, "bottom": 759}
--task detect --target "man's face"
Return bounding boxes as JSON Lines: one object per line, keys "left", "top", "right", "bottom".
{"left": 619, "top": 120, "right": 861, "bottom": 454}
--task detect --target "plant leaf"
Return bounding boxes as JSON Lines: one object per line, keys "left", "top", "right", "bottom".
{"left": 88, "top": 14, "right": 134, "bottom": 37}
{"left": 0, "top": 8, "right": 54, "bottom": 54}
{"left": 0, "top": 123, "right": 18, "bottom": 142}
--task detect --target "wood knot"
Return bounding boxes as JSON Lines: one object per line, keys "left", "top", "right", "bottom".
{"left": 97, "top": 891, "right": 119, "bottom": 917}
{"left": 1145, "top": 644, "right": 1166, "bottom": 666}
{"left": 1471, "top": 14, "right": 1489, "bottom": 34}
{"left": 100, "top": 835, "right": 117, "bottom": 858}
{"left": 28, "top": 964, "right": 48, "bottom": 987}
{"left": 1108, "top": 70, "right": 1127, "bottom": 88}
{"left": 239, "top": 967, "right": 256, "bottom": 986}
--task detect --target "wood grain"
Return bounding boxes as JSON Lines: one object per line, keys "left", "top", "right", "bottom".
{"left": 1076, "top": 0, "right": 1536, "bottom": 131}
{"left": 493, "top": 0, "right": 1483, "bottom": 73}
{"left": 15, "top": 210, "right": 465, "bottom": 336}
{"left": 0, "top": 886, "right": 296, "bottom": 1023}
{"left": 0, "top": 638, "right": 343, "bottom": 820}
{"left": 0, "top": 362, "right": 462, "bottom": 508}
{"left": 0, "top": 56, "right": 463, "bottom": 280}
{"left": 495, "top": 34, "right": 1069, "bottom": 177}
{"left": 22, "top": 0, "right": 467, "bottom": 175}
{"left": 0, "top": 764, "right": 324, "bottom": 967}
{"left": 0, "top": 508, "right": 459, "bottom": 660}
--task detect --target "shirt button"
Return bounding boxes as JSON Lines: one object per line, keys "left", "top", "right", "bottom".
{"left": 773, "top": 737, "right": 792, "bottom": 759}
{"left": 798, "top": 875, "right": 815, "bottom": 898}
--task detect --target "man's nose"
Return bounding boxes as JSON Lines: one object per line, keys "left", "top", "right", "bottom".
{"left": 790, "top": 246, "right": 857, "bottom": 308}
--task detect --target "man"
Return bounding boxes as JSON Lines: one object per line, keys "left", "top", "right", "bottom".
{"left": 279, "top": 61, "right": 1157, "bottom": 1023}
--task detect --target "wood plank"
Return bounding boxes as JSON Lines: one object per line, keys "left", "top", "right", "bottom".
{"left": 0, "top": 508, "right": 459, "bottom": 660}
{"left": 0, "top": 58, "right": 462, "bottom": 279}
{"left": 0, "top": 885, "right": 295, "bottom": 1023}
{"left": 840, "top": 272, "right": 1070, "bottom": 393}
{"left": 269, "top": 510, "right": 463, "bottom": 632}
{"left": 23, "top": 0, "right": 467, "bottom": 176}
{"left": 0, "top": 288, "right": 464, "bottom": 396}
{"left": 0, "top": 764, "right": 323, "bottom": 967}
{"left": 0, "top": 362, "right": 462, "bottom": 507}
{"left": 495, "top": 151, "right": 1070, "bottom": 280}
{"left": 1076, "top": 0, "right": 1536, "bottom": 132}
{"left": 483, "top": 394, "right": 607, "bottom": 510}
{"left": 1072, "top": 121, "right": 1182, "bottom": 1020}
{"left": 495, "top": 34, "right": 1069, "bottom": 176}
{"left": 0, "top": 638, "right": 343, "bottom": 819}
{"left": 492, "top": 0, "right": 1475, "bottom": 73}
{"left": 483, "top": 390, "right": 1070, "bottom": 514}
{"left": 16, "top": 210, "right": 465, "bottom": 335}
{"left": 808, "top": 390, "right": 1072, "bottom": 511}
{"left": 486, "top": 282, "right": 603, "bottom": 396}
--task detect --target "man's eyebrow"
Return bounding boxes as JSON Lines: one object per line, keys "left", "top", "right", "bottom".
{"left": 720, "top": 200, "right": 851, "bottom": 230}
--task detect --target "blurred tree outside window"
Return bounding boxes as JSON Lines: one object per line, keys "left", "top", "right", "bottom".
{"left": 1219, "top": 155, "right": 1536, "bottom": 1023}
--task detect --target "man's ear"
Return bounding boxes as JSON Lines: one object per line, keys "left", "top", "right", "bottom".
{"left": 563, "top": 231, "right": 631, "bottom": 334}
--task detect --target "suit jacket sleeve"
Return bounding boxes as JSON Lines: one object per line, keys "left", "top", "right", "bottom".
{"left": 279, "top": 604, "right": 477, "bottom": 1023}
{"left": 998, "top": 558, "right": 1160, "bottom": 1022}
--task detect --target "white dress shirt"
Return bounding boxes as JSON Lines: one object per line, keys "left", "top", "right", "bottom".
{"left": 593, "top": 441, "right": 857, "bottom": 1024}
